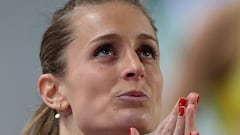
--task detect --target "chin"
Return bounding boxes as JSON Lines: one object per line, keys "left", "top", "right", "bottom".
{"left": 115, "top": 109, "right": 157, "bottom": 134}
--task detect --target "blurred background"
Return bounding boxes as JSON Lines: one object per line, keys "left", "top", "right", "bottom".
{"left": 0, "top": 0, "right": 239, "bottom": 134}
{"left": 146, "top": 1, "right": 240, "bottom": 135}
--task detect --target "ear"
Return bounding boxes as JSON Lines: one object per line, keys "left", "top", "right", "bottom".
{"left": 38, "top": 74, "right": 69, "bottom": 111}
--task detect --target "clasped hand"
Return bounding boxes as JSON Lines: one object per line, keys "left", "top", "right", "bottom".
{"left": 130, "top": 92, "right": 199, "bottom": 135}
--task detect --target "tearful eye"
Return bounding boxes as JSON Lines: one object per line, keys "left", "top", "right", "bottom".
{"left": 137, "top": 44, "right": 158, "bottom": 59}
{"left": 140, "top": 49, "right": 153, "bottom": 58}
{"left": 94, "top": 44, "right": 115, "bottom": 57}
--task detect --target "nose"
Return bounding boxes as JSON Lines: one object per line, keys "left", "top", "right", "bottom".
{"left": 121, "top": 50, "right": 145, "bottom": 80}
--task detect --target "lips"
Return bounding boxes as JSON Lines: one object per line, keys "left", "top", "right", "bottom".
{"left": 116, "top": 90, "right": 149, "bottom": 102}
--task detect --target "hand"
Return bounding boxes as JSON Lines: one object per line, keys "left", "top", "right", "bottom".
{"left": 130, "top": 92, "right": 200, "bottom": 135}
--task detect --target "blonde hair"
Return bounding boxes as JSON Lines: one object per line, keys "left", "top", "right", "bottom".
{"left": 22, "top": 0, "right": 157, "bottom": 135}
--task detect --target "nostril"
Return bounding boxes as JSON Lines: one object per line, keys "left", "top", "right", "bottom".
{"left": 126, "top": 73, "right": 135, "bottom": 78}
{"left": 125, "top": 72, "right": 144, "bottom": 79}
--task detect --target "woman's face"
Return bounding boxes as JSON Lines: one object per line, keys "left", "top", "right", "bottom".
{"left": 60, "top": 2, "right": 162, "bottom": 134}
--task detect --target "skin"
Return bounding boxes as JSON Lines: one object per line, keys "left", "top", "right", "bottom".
{"left": 62, "top": 3, "right": 161, "bottom": 135}
{"left": 38, "top": 2, "right": 199, "bottom": 135}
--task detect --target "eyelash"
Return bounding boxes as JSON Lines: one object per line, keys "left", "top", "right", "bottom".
{"left": 93, "top": 43, "right": 158, "bottom": 60}
{"left": 137, "top": 44, "right": 159, "bottom": 60}
{"left": 94, "top": 43, "right": 116, "bottom": 57}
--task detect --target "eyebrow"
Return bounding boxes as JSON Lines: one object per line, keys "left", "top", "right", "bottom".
{"left": 90, "top": 33, "right": 120, "bottom": 43}
{"left": 137, "top": 33, "right": 158, "bottom": 43}
{"left": 90, "top": 33, "right": 158, "bottom": 44}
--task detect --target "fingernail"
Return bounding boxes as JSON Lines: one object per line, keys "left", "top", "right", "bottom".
{"left": 178, "top": 106, "right": 185, "bottom": 116}
{"left": 129, "top": 128, "right": 132, "bottom": 135}
{"left": 178, "top": 98, "right": 187, "bottom": 106}
{"left": 189, "top": 131, "right": 199, "bottom": 135}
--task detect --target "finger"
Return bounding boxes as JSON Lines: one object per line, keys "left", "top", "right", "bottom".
{"left": 129, "top": 127, "right": 140, "bottom": 135}
{"left": 185, "top": 92, "right": 199, "bottom": 135}
{"left": 157, "top": 98, "right": 187, "bottom": 135}
{"left": 184, "top": 104, "right": 195, "bottom": 135}
{"left": 163, "top": 97, "right": 187, "bottom": 123}
{"left": 173, "top": 106, "right": 185, "bottom": 135}
{"left": 187, "top": 92, "right": 199, "bottom": 106}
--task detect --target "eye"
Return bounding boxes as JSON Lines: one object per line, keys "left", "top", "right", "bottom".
{"left": 137, "top": 44, "right": 158, "bottom": 59}
{"left": 94, "top": 43, "right": 116, "bottom": 57}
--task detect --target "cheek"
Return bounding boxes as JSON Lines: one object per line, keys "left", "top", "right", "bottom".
{"left": 151, "top": 73, "right": 162, "bottom": 105}
{"left": 65, "top": 67, "right": 118, "bottom": 128}
{"left": 146, "top": 65, "right": 162, "bottom": 99}
{"left": 69, "top": 70, "right": 113, "bottom": 108}
{"left": 146, "top": 67, "right": 162, "bottom": 111}
{"left": 66, "top": 64, "right": 116, "bottom": 98}
{"left": 142, "top": 67, "right": 162, "bottom": 130}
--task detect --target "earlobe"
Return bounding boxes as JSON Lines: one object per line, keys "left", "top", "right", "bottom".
{"left": 38, "top": 74, "right": 69, "bottom": 111}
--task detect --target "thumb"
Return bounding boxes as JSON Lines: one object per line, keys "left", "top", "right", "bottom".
{"left": 129, "top": 127, "right": 140, "bottom": 135}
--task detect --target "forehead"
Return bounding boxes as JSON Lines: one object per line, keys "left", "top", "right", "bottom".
{"left": 71, "top": 2, "right": 145, "bottom": 21}
{"left": 69, "top": 2, "right": 156, "bottom": 41}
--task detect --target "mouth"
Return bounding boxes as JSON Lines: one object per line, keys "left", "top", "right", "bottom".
{"left": 116, "top": 90, "right": 149, "bottom": 103}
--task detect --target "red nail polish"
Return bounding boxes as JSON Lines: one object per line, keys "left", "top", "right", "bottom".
{"left": 178, "top": 98, "right": 187, "bottom": 106}
{"left": 129, "top": 128, "right": 131, "bottom": 135}
{"left": 179, "top": 106, "right": 185, "bottom": 116}
{"left": 189, "top": 131, "right": 192, "bottom": 135}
